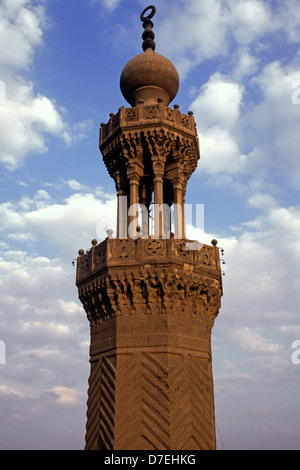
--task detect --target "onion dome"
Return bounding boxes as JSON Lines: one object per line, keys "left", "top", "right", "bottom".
{"left": 120, "top": 6, "right": 179, "bottom": 107}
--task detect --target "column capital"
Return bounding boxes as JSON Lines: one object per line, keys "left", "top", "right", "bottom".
{"left": 126, "top": 163, "right": 143, "bottom": 181}
{"left": 152, "top": 159, "right": 165, "bottom": 176}
{"left": 172, "top": 177, "right": 184, "bottom": 191}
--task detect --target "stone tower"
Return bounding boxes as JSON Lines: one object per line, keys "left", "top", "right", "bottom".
{"left": 76, "top": 6, "right": 223, "bottom": 451}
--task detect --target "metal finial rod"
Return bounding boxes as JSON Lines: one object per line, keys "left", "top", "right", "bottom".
{"left": 140, "top": 5, "right": 156, "bottom": 51}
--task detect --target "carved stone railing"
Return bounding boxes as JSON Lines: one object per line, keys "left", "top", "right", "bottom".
{"left": 100, "top": 102, "right": 198, "bottom": 148}
{"left": 76, "top": 237, "right": 222, "bottom": 286}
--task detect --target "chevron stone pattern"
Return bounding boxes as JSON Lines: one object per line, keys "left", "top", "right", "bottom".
{"left": 85, "top": 351, "right": 216, "bottom": 450}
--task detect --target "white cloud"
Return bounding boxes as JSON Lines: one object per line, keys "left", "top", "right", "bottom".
{"left": 190, "top": 73, "right": 248, "bottom": 176}
{"left": 157, "top": 0, "right": 228, "bottom": 77}
{"left": 214, "top": 366, "right": 253, "bottom": 396}
{"left": 247, "top": 193, "right": 277, "bottom": 211}
{"left": 0, "top": 0, "right": 45, "bottom": 70}
{"left": 227, "top": 0, "right": 275, "bottom": 46}
{"left": 0, "top": 248, "right": 89, "bottom": 408}
{"left": 25, "top": 192, "right": 116, "bottom": 253}
{"left": 0, "top": 384, "right": 27, "bottom": 397}
{"left": 0, "top": 185, "right": 117, "bottom": 394}
{"left": 155, "top": 0, "right": 281, "bottom": 78}
{"left": 0, "top": 186, "right": 117, "bottom": 258}
{"left": 0, "top": 1, "right": 92, "bottom": 170}
{"left": 232, "top": 47, "right": 259, "bottom": 80}
{"left": 251, "top": 61, "right": 300, "bottom": 103}
{"left": 276, "top": 0, "right": 300, "bottom": 43}
{"left": 188, "top": 197, "right": 300, "bottom": 329}
{"left": 197, "top": 127, "right": 247, "bottom": 175}
{"left": 234, "top": 327, "right": 280, "bottom": 353}
{"left": 66, "top": 179, "right": 88, "bottom": 191}
{"left": 154, "top": 0, "right": 300, "bottom": 83}
{"left": 0, "top": 79, "right": 71, "bottom": 169}
{"left": 0, "top": 185, "right": 112, "bottom": 448}
{"left": 280, "top": 326, "right": 300, "bottom": 339}
{"left": 89, "top": 0, "right": 121, "bottom": 12}
{"left": 189, "top": 60, "right": 300, "bottom": 189}
{"left": 240, "top": 61, "right": 300, "bottom": 187}
{"left": 102, "top": 0, "right": 121, "bottom": 11}
{"left": 51, "top": 386, "right": 85, "bottom": 406}
{"left": 191, "top": 73, "right": 243, "bottom": 130}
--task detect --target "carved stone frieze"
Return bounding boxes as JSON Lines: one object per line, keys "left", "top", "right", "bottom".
{"left": 101, "top": 127, "right": 199, "bottom": 186}
{"left": 78, "top": 263, "right": 221, "bottom": 329}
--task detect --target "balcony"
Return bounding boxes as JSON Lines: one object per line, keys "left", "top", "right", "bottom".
{"left": 76, "top": 236, "right": 222, "bottom": 286}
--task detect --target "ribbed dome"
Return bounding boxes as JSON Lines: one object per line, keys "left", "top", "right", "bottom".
{"left": 120, "top": 49, "right": 179, "bottom": 107}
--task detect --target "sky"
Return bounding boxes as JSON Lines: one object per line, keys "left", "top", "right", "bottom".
{"left": 0, "top": 0, "right": 300, "bottom": 450}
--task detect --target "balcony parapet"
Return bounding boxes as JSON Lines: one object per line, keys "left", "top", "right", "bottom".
{"left": 76, "top": 237, "right": 222, "bottom": 287}
{"left": 100, "top": 102, "right": 198, "bottom": 149}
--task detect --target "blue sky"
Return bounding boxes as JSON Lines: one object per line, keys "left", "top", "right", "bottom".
{"left": 0, "top": 0, "right": 300, "bottom": 450}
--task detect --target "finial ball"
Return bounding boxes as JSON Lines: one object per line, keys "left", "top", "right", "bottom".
{"left": 120, "top": 5, "right": 179, "bottom": 106}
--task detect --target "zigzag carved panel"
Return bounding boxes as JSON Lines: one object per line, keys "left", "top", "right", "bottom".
{"left": 85, "top": 357, "right": 116, "bottom": 450}
{"left": 86, "top": 352, "right": 216, "bottom": 450}
{"left": 85, "top": 359, "right": 102, "bottom": 450}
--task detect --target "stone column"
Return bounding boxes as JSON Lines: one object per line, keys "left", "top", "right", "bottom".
{"left": 152, "top": 160, "right": 165, "bottom": 238}
{"left": 127, "top": 162, "right": 142, "bottom": 239}
{"left": 139, "top": 183, "right": 150, "bottom": 238}
{"left": 114, "top": 171, "right": 128, "bottom": 239}
{"left": 173, "top": 183, "right": 183, "bottom": 239}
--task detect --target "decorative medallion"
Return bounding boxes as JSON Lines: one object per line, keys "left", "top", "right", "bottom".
{"left": 144, "top": 239, "right": 163, "bottom": 255}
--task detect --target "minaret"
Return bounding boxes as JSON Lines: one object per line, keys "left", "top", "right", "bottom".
{"left": 76, "top": 6, "right": 223, "bottom": 451}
